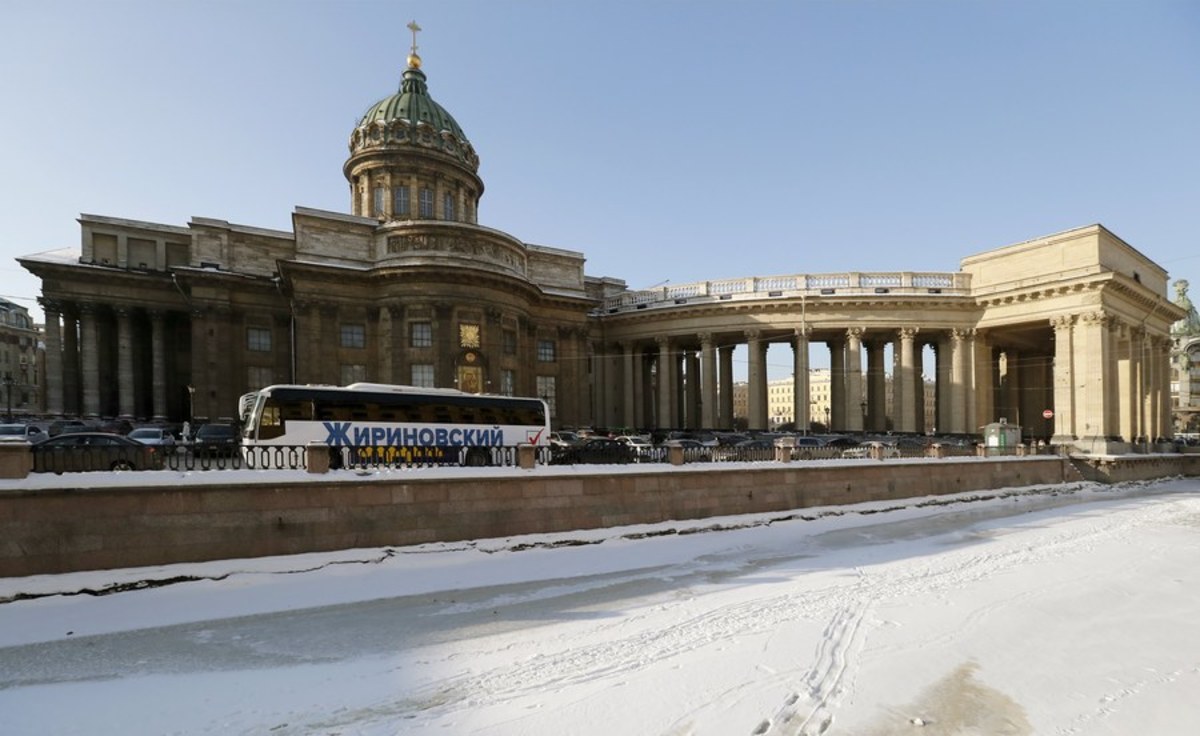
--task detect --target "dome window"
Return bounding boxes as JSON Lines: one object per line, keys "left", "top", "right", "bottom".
{"left": 443, "top": 193, "right": 456, "bottom": 221}
{"left": 419, "top": 188, "right": 434, "bottom": 218}
{"left": 372, "top": 186, "right": 386, "bottom": 217}
{"left": 394, "top": 186, "right": 410, "bottom": 217}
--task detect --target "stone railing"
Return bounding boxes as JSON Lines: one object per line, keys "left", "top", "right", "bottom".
{"left": 598, "top": 271, "right": 972, "bottom": 314}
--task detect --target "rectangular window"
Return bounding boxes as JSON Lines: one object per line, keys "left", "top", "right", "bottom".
{"left": 393, "top": 185, "right": 410, "bottom": 216}
{"left": 246, "top": 327, "right": 272, "bottom": 352}
{"left": 372, "top": 186, "right": 385, "bottom": 217}
{"left": 537, "top": 339, "right": 556, "bottom": 362}
{"left": 419, "top": 188, "right": 434, "bottom": 218}
{"left": 247, "top": 365, "right": 273, "bottom": 389}
{"left": 411, "top": 364, "right": 435, "bottom": 388}
{"left": 536, "top": 376, "right": 557, "bottom": 418}
{"left": 500, "top": 369, "right": 515, "bottom": 396}
{"left": 340, "top": 324, "right": 366, "bottom": 349}
{"left": 503, "top": 329, "right": 517, "bottom": 355}
{"left": 410, "top": 321, "right": 432, "bottom": 348}
{"left": 443, "top": 193, "right": 455, "bottom": 221}
{"left": 340, "top": 363, "right": 367, "bottom": 385}
{"left": 459, "top": 322, "right": 480, "bottom": 348}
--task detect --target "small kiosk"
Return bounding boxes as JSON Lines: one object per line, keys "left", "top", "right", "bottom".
{"left": 983, "top": 419, "right": 1022, "bottom": 455}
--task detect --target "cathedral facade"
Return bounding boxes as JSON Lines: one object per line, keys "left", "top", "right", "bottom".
{"left": 21, "top": 48, "right": 608, "bottom": 427}
{"left": 19, "top": 44, "right": 1187, "bottom": 451}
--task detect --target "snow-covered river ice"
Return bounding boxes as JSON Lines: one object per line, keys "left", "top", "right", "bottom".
{"left": 3, "top": 477, "right": 1200, "bottom": 735}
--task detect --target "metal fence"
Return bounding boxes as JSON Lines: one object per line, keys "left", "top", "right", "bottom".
{"left": 24, "top": 440, "right": 1046, "bottom": 474}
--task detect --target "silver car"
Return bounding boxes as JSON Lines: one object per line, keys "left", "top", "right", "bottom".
{"left": 0, "top": 423, "right": 48, "bottom": 444}
{"left": 128, "top": 427, "right": 178, "bottom": 454}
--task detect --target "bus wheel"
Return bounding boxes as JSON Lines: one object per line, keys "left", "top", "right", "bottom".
{"left": 464, "top": 449, "right": 489, "bottom": 467}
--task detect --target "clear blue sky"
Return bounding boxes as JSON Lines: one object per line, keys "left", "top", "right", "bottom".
{"left": 3, "top": 0, "right": 1198, "bottom": 345}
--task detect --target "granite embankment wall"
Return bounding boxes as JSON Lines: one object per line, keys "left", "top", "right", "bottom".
{"left": 0, "top": 457, "right": 1097, "bottom": 578}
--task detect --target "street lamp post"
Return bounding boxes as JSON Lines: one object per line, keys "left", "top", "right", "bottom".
{"left": 860, "top": 400, "right": 868, "bottom": 438}
{"left": 824, "top": 405, "right": 831, "bottom": 433}
{"left": 2, "top": 373, "right": 13, "bottom": 421}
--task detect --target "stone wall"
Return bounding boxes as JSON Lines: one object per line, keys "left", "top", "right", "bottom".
{"left": 0, "top": 457, "right": 1076, "bottom": 578}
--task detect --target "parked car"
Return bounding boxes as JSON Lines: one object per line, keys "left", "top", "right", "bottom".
{"left": 31, "top": 432, "right": 163, "bottom": 473}
{"left": 0, "top": 423, "right": 49, "bottom": 444}
{"left": 713, "top": 438, "right": 775, "bottom": 462}
{"left": 841, "top": 441, "right": 901, "bottom": 459}
{"left": 549, "top": 431, "right": 582, "bottom": 449}
{"left": 553, "top": 437, "right": 635, "bottom": 464}
{"left": 48, "top": 419, "right": 89, "bottom": 436}
{"left": 193, "top": 423, "right": 240, "bottom": 457}
{"left": 97, "top": 418, "right": 134, "bottom": 435}
{"left": 664, "top": 438, "right": 712, "bottom": 461}
{"left": 614, "top": 435, "right": 656, "bottom": 461}
{"left": 128, "top": 426, "right": 178, "bottom": 454}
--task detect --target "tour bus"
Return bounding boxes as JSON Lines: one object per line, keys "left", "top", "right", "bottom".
{"left": 239, "top": 382, "right": 550, "bottom": 468}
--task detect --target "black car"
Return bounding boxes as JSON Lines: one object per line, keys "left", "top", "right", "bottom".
{"left": 32, "top": 432, "right": 163, "bottom": 473}
{"left": 553, "top": 437, "right": 635, "bottom": 464}
{"left": 193, "top": 423, "right": 240, "bottom": 457}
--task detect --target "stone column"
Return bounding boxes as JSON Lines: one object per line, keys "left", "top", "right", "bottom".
{"left": 685, "top": 350, "right": 701, "bottom": 429}
{"left": 1071, "top": 311, "right": 1112, "bottom": 448}
{"left": 947, "top": 329, "right": 969, "bottom": 435}
{"left": 1157, "top": 336, "right": 1172, "bottom": 439}
{"left": 719, "top": 345, "right": 734, "bottom": 429}
{"left": 845, "top": 328, "right": 864, "bottom": 433}
{"left": 150, "top": 310, "right": 168, "bottom": 420}
{"left": 1051, "top": 314, "right": 1077, "bottom": 445}
{"left": 1106, "top": 319, "right": 1121, "bottom": 441}
{"left": 62, "top": 307, "right": 81, "bottom": 416}
{"left": 793, "top": 327, "right": 811, "bottom": 434}
{"left": 746, "top": 330, "right": 767, "bottom": 431}
{"left": 699, "top": 334, "right": 717, "bottom": 429}
{"left": 115, "top": 307, "right": 136, "bottom": 419}
{"left": 829, "top": 337, "right": 846, "bottom": 431}
{"left": 590, "top": 341, "right": 606, "bottom": 427}
{"left": 623, "top": 343, "right": 637, "bottom": 429}
{"left": 866, "top": 339, "right": 886, "bottom": 432}
{"left": 79, "top": 303, "right": 101, "bottom": 418}
{"left": 970, "top": 330, "right": 989, "bottom": 434}
{"left": 656, "top": 337, "right": 672, "bottom": 430}
{"left": 934, "top": 337, "right": 950, "bottom": 434}
{"left": 1116, "top": 324, "right": 1135, "bottom": 442}
{"left": 40, "top": 299, "right": 64, "bottom": 417}
{"left": 913, "top": 340, "right": 926, "bottom": 434}
{"left": 896, "top": 327, "right": 917, "bottom": 433}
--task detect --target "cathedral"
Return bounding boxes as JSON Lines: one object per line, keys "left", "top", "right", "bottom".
{"left": 20, "top": 38, "right": 610, "bottom": 427}
{"left": 19, "top": 32, "right": 1187, "bottom": 451}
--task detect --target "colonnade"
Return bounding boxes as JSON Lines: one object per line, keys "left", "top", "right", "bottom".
{"left": 591, "top": 311, "right": 1174, "bottom": 444}
{"left": 591, "top": 326, "right": 959, "bottom": 434}
{"left": 38, "top": 299, "right": 194, "bottom": 422}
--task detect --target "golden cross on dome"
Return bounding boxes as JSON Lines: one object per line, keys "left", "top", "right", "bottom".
{"left": 407, "top": 20, "right": 422, "bottom": 57}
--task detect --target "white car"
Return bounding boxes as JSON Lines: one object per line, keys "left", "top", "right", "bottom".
{"left": 0, "top": 423, "right": 48, "bottom": 444}
{"left": 841, "top": 441, "right": 900, "bottom": 459}
{"left": 128, "top": 427, "right": 178, "bottom": 454}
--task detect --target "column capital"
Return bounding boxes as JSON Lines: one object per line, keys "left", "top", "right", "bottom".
{"left": 38, "top": 297, "right": 63, "bottom": 314}
{"left": 744, "top": 328, "right": 761, "bottom": 341}
{"left": 655, "top": 335, "right": 671, "bottom": 348}
{"left": 1050, "top": 314, "right": 1075, "bottom": 332}
{"left": 1079, "top": 310, "right": 1111, "bottom": 327}
{"left": 898, "top": 326, "right": 919, "bottom": 340}
{"left": 794, "top": 325, "right": 812, "bottom": 340}
{"left": 697, "top": 332, "right": 714, "bottom": 346}
{"left": 845, "top": 326, "right": 863, "bottom": 341}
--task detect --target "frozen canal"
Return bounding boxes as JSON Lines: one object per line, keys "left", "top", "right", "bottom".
{"left": 3, "top": 478, "right": 1200, "bottom": 735}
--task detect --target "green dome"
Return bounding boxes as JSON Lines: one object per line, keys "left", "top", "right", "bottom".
{"left": 349, "top": 62, "right": 478, "bottom": 171}
{"left": 357, "top": 65, "right": 468, "bottom": 140}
